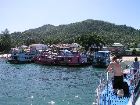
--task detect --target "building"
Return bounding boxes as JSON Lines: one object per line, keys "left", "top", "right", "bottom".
{"left": 108, "top": 43, "right": 125, "bottom": 55}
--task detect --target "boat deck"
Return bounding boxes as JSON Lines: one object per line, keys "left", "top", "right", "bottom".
{"left": 99, "top": 83, "right": 131, "bottom": 105}
{"left": 98, "top": 70, "right": 137, "bottom": 105}
{"left": 135, "top": 95, "right": 140, "bottom": 105}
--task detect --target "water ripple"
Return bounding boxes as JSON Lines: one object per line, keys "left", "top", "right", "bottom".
{"left": 0, "top": 58, "right": 105, "bottom": 105}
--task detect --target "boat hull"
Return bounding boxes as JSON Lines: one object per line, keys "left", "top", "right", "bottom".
{"left": 8, "top": 59, "right": 33, "bottom": 64}
{"left": 35, "top": 61, "right": 91, "bottom": 67}
{"left": 92, "top": 63, "right": 108, "bottom": 68}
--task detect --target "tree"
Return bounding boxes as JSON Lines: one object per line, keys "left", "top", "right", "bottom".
{"left": 76, "top": 33, "right": 104, "bottom": 51}
{"left": 0, "top": 28, "right": 11, "bottom": 52}
{"left": 25, "top": 37, "right": 36, "bottom": 46}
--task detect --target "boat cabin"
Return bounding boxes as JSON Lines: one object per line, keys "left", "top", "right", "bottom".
{"left": 93, "top": 51, "right": 111, "bottom": 67}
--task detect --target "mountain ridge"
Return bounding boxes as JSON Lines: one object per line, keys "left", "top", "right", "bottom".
{"left": 10, "top": 19, "right": 139, "bottom": 47}
{"left": 24, "top": 19, "right": 137, "bottom": 33}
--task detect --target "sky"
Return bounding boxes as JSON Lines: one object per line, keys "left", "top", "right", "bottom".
{"left": 0, "top": 0, "right": 140, "bottom": 33}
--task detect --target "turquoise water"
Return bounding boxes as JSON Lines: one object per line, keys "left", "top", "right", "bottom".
{"left": 0, "top": 58, "right": 105, "bottom": 105}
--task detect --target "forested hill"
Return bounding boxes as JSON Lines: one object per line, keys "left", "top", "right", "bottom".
{"left": 7, "top": 19, "right": 140, "bottom": 48}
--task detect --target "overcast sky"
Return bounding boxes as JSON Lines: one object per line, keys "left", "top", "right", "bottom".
{"left": 0, "top": 0, "right": 140, "bottom": 33}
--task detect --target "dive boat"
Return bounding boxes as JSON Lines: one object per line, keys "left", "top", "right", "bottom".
{"left": 54, "top": 53, "right": 90, "bottom": 67}
{"left": 94, "top": 68, "right": 140, "bottom": 105}
{"left": 34, "top": 50, "right": 57, "bottom": 65}
{"left": 34, "top": 50, "right": 91, "bottom": 67}
{"left": 93, "top": 51, "right": 111, "bottom": 68}
{"left": 8, "top": 48, "right": 38, "bottom": 64}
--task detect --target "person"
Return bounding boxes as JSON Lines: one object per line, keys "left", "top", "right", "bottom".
{"left": 132, "top": 57, "right": 139, "bottom": 74}
{"left": 107, "top": 55, "right": 123, "bottom": 90}
{"left": 132, "top": 57, "right": 139, "bottom": 86}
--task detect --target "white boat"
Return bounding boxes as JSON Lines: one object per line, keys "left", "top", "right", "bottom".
{"left": 93, "top": 51, "right": 111, "bottom": 67}
{"left": 8, "top": 48, "right": 38, "bottom": 64}
{"left": 95, "top": 68, "right": 140, "bottom": 105}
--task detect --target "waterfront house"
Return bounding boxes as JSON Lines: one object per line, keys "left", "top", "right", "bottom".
{"left": 108, "top": 43, "right": 125, "bottom": 55}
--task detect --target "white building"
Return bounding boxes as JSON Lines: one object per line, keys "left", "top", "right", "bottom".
{"left": 29, "top": 44, "right": 48, "bottom": 51}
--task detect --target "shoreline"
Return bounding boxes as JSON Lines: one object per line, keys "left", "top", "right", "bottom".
{"left": 0, "top": 54, "right": 140, "bottom": 61}
{"left": 0, "top": 54, "right": 11, "bottom": 58}
{"left": 122, "top": 56, "right": 140, "bottom": 61}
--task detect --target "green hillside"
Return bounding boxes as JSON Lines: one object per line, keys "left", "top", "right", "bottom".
{"left": 0, "top": 19, "right": 140, "bottom": 52}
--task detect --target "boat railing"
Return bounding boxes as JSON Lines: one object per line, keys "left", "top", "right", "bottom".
{"left": 95, "top": 71, "right": 112, "bottom": 105}
{"left": 95, "top": 68, "right": 140, "bottom": 105}
{"left": 134, "top": 69, "right": 140, "bottom": 86}
{"left": 131, "top": 69, "right": 140, "bottom": 105}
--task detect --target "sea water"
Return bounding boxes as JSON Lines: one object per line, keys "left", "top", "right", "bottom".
{"left": 0, "top": 58, "right": 105, "bottom": 105}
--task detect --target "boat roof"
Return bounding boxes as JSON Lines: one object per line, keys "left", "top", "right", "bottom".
{"left": 56, "top": 55, "right": 76, "bottom": 58}
{"left": 112, "top": 43, "right": 124, "bottom": 47}
{"left": 97, "top": 51, "right": 110, "bottom": 53}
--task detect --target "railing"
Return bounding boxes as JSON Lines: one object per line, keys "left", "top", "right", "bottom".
{"left": 131, "top": 69, "right": 140, "bottom": 105}
{"left": 95, "top": 71, "right": 112, "bottom": 105}
{"left": 95, "top": 68, "right": 140, "bottom": 105}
